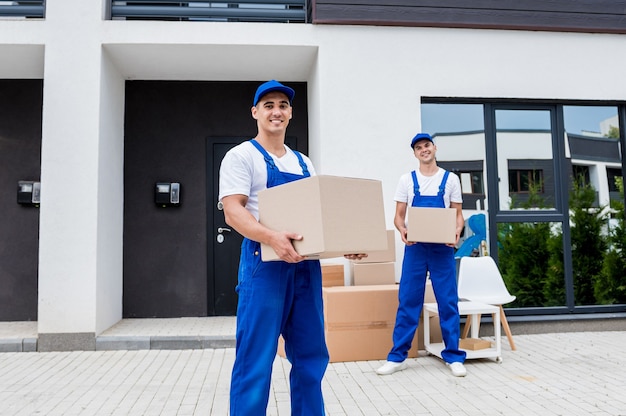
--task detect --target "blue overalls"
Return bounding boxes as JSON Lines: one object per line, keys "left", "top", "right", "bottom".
{"left": 387, "top": 170, "right": 466, "bottom": 364}
{"left": 230, "top": 139, "right": 329, "bottom": 416}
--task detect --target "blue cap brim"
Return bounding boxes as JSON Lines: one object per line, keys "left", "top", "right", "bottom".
{"left": 410, "top": 133, "right": 433, "bottom": 148}
{"left": 253, "top": 80, "right": 295, "bottom": 106}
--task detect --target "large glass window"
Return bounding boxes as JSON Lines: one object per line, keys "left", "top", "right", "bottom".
{"left": 495, "top": 109, "right": 556, "bottom": 210}
{"left": 421, "top": 103, "right": 486, "bottom": 211}
{"left": 421, "top": 103, "right": 487, "bottom": 256}
{"left": 422, "top": 100, "right": 626, "bottom": 312}
{"left": 564, "top": 105, "right": 624, "bottom": 306}
{"left": 497, "top": 221, "right": 565, "bottom": 307}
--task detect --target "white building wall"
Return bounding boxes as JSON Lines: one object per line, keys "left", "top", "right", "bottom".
{"left": 37, "top": 0, "right": 112, "bottom": 336}
{"left": 1, "top": 3, "right": 625, "bottom": 334}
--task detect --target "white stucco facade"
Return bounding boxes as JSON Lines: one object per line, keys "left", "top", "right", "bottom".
{"left": 2, "top": 0, "right": 625, "bottom": 336}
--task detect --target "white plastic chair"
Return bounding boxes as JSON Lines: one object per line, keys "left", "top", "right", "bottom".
{"left": 457, "top": 256, "right": 517, "bottom": 350}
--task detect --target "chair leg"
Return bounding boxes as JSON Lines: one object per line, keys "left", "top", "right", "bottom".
{"left": 462, "top": 314, "right": 481, "bottom": 338}
{"left": 499, "top": 305, "right": 516, "bottom": 351}
{"left": 462, "top": 319, "right": 470, "bottom": 339}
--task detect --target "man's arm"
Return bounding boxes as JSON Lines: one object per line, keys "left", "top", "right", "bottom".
{"left": 221, "top": 194, "right": 305, "bottom": 263}
{"left": 451, "top": 201, "right": 464, "bottom": 247}
{"left": 394, "top": 201, "right": 414, "bottom": 246}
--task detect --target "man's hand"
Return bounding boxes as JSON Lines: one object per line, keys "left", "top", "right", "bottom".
{"left": 344, "top": 253, "right": 368, "bottom": 260}
{"left": 268, "top": 231, "right": 306, "bottom": 263}
{"left": 398, "top": 227, "right": 415, "bottom": 246}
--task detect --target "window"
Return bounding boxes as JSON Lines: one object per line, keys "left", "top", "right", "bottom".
{"left": 572, "top": 165, "right": 591, "bottom": 187}
{"left": 422, "top": 100, "right": 626, "bottom": 312}
{"left": 459, "top": 171, "right": 484, "bottom": 194}
{"left": 509, "top": 169, "right": 544, "bottom": 193}
{"left": 607, "top": 168, "right": 623, "bottom": 193}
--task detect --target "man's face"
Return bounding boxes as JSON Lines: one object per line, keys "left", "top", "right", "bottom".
{"left": 251, "top": 91, "right": 292, "bottom": 134}
{"left": 413, "top": 139, "right": 437, "bottom": 162}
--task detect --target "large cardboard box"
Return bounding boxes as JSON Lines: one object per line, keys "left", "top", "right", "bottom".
{"left": 350, "top": 262, "right": 396, "bottom": 286}
{"left": 352, "top": 229, "right": 396, "bottom": 264}
{"left": 407, "top": 207, "right": 456, "bottom": 244}
{"left": 258, "top": 175, "right": 388, "bottom": 261}
{"left": 322, "top": 264, "right": 345, "bottom": 287}
{"left": 322, "top": 285, "right": 418, "bottom": 362}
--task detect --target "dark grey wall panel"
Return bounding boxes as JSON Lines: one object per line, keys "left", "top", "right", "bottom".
{"left": 313, "top": 0, "right": 626, "bottom": 34}
{"left": 568, "top": 135, "right": 621, "bottom": 163}
{"left": 123, "top": 81, "right": 308, "bottom": 318}
{"left": 0, "top": 80, "right": 42, "bottom": 321}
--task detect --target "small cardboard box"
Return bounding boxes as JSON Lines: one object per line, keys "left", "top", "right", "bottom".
{"left": 407, "top": 207, "right": 456, "bottom": 244}
{"left": 322, "top": 264, "right": 345, "bottom": 287}
{"left": 258, "top": 175, "right": 388, "bottom": 261}
{"left": 322, "top": 285, "right": 418, "bottom": 362}
{"left": 459, "top": 338, "right": 492, "bottom": 351}
{"left": 352, "top": 230, "right": 396, "bottom": 264}
{"left": 350, "top": 262, "right": 396, "bottom": 286}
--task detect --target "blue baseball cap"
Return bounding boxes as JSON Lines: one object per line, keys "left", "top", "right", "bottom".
{"left": 410, "top": 133, "right": 434, "bottom": 148}
{"left": 253, "top": 80, "right": 295, "bottom": 106}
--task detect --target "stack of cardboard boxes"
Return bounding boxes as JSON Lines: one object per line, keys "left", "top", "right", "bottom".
{"left": 320, "top": 264, "right": 441, "bottom": 362}
{"left": 260, "top": 175, "right": 441, "bottom": 363}
{"left": 349, "top": 230, "right": 396, "bottom": 286}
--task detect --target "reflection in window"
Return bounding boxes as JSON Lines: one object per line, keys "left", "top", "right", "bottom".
{"left": 564, "top": 106, "right": 624, "bottom": 306}
{"left": 495, "top": 109, "right": 556, "bottom": 210}
{"left": 421, "top": 103, "right": 486, "bottom": 211}
{"left": 564, "top": 105, "right": 622, "bottom": 208}
{"left": 421, "top": 103, "right": 484, "bottom": 134}
{"left": 459, "top": 171, "right": 484, "bottom": 194}
{"left": 423, "top": 101, "right": 626, "bottom": 310}
{"left": 563, "top": 106, "right": 618, "bottom": 137}
{"left": 572, "top": 165, "right": 591, "bottom": 187}
{"left": 608, "top": 168, "right": 622, "bottom": 194}
{"left": 509, "top": 169, "right": 544, "bottom": 193}
{"left": 497, "top": 221, "right": 564, "bottom": 308}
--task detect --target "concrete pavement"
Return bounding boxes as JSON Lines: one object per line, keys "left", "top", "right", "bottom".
{"left": 1, "top": 317, "right": 625, "bottom": 415}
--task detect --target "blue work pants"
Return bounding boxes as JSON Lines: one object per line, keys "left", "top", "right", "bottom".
{"left": 230, "top": 239, "right": 328, "bottom": 415}
{"left": 388, "top": 242, "right": 466, "bottom": 364}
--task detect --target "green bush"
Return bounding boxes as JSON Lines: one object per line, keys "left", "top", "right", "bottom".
{"left": 596, "top": 177, "right": 626, "bottom": 304}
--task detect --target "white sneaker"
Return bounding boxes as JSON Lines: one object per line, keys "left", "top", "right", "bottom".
{"left": 376, "top": 360, "right": 407, "bottom": 375}
{"left": 447, "top": 362, "right": 467, "bottom": 377}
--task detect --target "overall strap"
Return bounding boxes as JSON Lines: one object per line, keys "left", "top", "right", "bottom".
{"left": 437, "top": 170, "right": 450, "bottom": 196}
{"left": 437, "top": 171, "right": 450, "bottom": 195}
{"left": 250, "top": 139, "right": 277, "bottom": 170}
{"left": 250, "top": 139, "right": 309, "bottom": 176}
{"left": 293, "top": 150, "right": 310, "bottom": 177}
{"left": 411, "top": 170, "right": 420, "bottom": 196}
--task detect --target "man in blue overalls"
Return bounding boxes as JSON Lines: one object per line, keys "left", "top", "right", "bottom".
{"left": 377, "top": 132, "right": 468, "bottom": 377}
{"left": 219, "top": 80, "right": 364, "bottom": 415}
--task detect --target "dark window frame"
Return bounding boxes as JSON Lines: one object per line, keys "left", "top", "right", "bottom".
{"left": 422, "top": 97, "right": 626, "bottom": 317}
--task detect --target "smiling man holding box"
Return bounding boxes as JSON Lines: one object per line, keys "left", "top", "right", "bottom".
{"left": 219, "top": 80, "right": 366, "bottom": 415}
{"left": 376, "top": 132, "right": 468, "bottom": 377}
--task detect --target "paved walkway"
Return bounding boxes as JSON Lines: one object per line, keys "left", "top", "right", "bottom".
{"left": 0, "top": 318, "right": 625, "bottom": 415}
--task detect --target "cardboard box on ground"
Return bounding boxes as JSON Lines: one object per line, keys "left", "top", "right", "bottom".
{"left": 258, "top": 175, "right": 388, "bottom": 261}
{"left": 277, "top": 282, "right": 442, "bottom": 363}
{"left": 407, "top": 207, "right": 457, "bottom": 244}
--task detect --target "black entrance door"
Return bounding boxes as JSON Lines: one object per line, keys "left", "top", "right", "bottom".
{"left": 207, "top": 138, "right": 246, "bottom": 315}
{"left": 206, "top": 136, "right": 301, "bottom": 315}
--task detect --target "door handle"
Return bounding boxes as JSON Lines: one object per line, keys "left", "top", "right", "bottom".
{"left": 217, "top": 227, "right": 232, "bottom": 234}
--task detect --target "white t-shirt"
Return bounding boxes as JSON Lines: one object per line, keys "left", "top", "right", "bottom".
{"left": 218, "top": 140, "right": 316, "bottom": 220}
{"left": 394, "top": 167, "right": 462, "bottom": 208}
